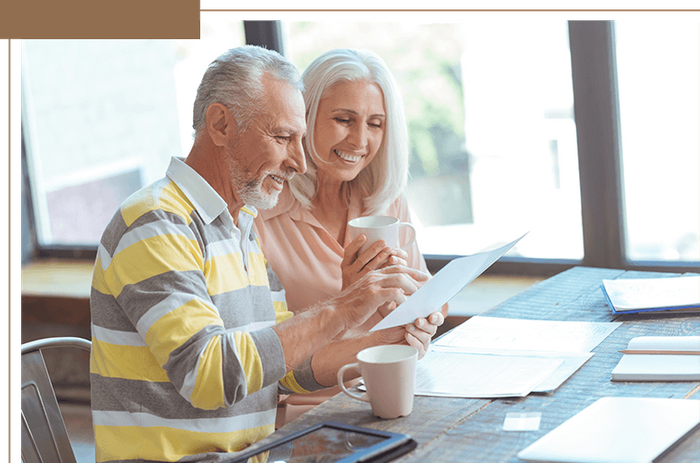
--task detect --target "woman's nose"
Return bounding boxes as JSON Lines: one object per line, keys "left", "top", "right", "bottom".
{"left": 346, "top": 123, "right": 368, "bottom": 149}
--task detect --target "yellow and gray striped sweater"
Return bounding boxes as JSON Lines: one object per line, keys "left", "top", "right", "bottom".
{"left": 90, "top": 157, "right": 323, "bottom": 462}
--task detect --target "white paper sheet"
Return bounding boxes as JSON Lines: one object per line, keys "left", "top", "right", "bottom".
{"left": 416, "top": 316, "right": 621, "bottom": 395}
{"left": 414, "top": 350, "right": 562, "bottom": 398}
{"left": 433, "top": 316, "right": 621, "bottom": 354}
{"left": 504, "top": 412, "right": 542, "bottom": 431}
{"left": 369, "top": 232, "right": 528, "bottom": 332}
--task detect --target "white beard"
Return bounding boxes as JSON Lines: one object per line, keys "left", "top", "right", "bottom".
{"left": 226, "top": 150, "right": 281, "bottom": 210}
{"left": 238, "top": 177, "right": 281, "bottom": 210}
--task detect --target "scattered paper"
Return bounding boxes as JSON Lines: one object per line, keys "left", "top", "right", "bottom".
{"left": 415, "top": 350, "right": 562, "bottom": 398}
{"left": 414, "top": 316, "right": 621, "bottom": 397}
{"left": 433, "top": 316, "right": 621, "bottom": 354}
{"left": 504, "top": 412, "right": 542, "bottom": 431}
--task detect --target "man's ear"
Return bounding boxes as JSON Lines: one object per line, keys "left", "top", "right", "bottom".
{"left": 206, "top": 103, "right": 237, "bottom": 147}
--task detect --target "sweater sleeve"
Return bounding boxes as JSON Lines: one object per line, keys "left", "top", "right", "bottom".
{"left": 91, "top": 202, "right": 286, "bottom": 411}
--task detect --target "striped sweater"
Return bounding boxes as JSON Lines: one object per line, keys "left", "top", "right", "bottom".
{"left": 90, "top": 157, "right": 323, "bottom": 462}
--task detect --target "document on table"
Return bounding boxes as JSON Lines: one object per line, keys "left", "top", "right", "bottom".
{"left": 414, "top": 316, "right": 621, "bottom": 397}
{"left": 369, "top": 232, "right": 528, "bottom": 332}
{"left": 415, "top": 350, "right": 563, "bottom": 398}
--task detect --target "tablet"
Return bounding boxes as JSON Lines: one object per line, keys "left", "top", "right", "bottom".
{"left": 224, "top": 421, "right": 417, "bottom": 463}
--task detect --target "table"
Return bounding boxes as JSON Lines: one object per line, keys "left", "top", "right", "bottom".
{"left": 272, "top": 267, "right": 700, "bottom": 462}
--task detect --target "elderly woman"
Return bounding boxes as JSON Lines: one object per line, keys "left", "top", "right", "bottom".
{"left": 255, "top": 49, "right": 447, "bottom": 423}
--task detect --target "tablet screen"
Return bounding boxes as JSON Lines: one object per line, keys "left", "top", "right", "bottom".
{"left": 290, "top": 426, "right": 385, "bottom": 462}
{"left": 235, "top": 424, "right": 390, "bottom": 463}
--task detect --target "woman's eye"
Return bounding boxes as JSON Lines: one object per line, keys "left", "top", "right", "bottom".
{"left": 334, "top": 118, "right": 351, "bottom": 124}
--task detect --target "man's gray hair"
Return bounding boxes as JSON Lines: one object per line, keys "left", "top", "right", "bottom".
{"left": 192, "top": 45, "right": 303, "bottom": 137}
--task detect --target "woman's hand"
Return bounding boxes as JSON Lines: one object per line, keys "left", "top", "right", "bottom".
{"left": 341, "top": 234, "right": 409, "bottom": 290}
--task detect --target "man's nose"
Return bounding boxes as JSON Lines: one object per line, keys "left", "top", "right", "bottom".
{"left": 286, "top": 137, "right": 307, "bottom": 175}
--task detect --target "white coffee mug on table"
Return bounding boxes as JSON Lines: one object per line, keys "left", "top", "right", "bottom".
{"left": 337, "top": 345, "right": 418, "bottom": 419}
{"left": 347, "top": 216, "right": 417, "bottom": 255}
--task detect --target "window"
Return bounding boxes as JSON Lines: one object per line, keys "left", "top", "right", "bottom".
{"left": 21, "top": 18, "right": 699, "bottom": 273}
{"left": 283, "top": 21, "right": 584, "bottom": 261}
{"left": 615, "top": 21, "right": 700, "bottom": 264}
{"left": 21, "top": 22, "right": 246, "bottom": 248}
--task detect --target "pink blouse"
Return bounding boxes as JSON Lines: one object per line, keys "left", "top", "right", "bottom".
{"left": 254, "top": 188, "right": 428, "bottom": 314}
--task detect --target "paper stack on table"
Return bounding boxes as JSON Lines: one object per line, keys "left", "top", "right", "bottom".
{"left": 414, "top": 316, "right": 621, "bottom": 398}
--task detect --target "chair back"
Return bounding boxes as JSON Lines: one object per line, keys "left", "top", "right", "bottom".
{"left": 21, "top": 337, "right": 91, "bottom": 463}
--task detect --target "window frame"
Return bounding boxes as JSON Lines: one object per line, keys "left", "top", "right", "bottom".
{"left": 21, "top": 20, "right": 699, "bottom": 275}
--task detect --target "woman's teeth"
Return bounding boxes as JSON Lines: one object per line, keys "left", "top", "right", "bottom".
{"left": 335, "top": 150, "right": 362, "bottom": 163}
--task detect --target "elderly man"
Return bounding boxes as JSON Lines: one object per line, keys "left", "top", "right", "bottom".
{"left": 90, "top": 45, "right": 439, "bottom": 462}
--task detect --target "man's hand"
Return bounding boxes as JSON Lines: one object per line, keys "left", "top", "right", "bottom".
{"left": 333, "top": 265, "right": 430, "bottom": 331}
{"left": 373, "top": 311, "right": 445, "bottom": 358}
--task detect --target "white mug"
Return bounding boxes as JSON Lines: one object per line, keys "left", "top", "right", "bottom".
{"left": 347, "top": 216, "right": 417, "bottom": 255}
{"left": 337, "top": 345, "right": 418, "bottom": 419}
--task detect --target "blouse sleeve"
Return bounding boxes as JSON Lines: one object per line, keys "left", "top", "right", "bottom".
{"left": 390, "top": 194, "right": 429, "bottom": 273}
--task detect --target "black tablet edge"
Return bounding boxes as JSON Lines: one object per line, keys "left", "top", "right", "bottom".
{"left": 222, "top": 421, "right": 416, "bottom": 463}
{"left": 355, "top": 436, "right": 418, "bottom": 463}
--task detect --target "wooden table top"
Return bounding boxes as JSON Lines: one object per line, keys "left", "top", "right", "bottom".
{"left": 272, "top": 266, "right": 700, "bottom": 463}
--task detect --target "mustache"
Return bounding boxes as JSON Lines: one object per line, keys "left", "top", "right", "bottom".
{"left": 244, "top": 170, "right": 295, "bottom": 189}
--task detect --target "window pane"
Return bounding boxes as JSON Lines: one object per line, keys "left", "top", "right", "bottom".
{"left": 284, "top": 21, "right": 583, "bottom": 259}
{"left": 21, "top": 21, "right": 245, "bottom": 246}
{"left": 615, "top": 21, "right": 700, "bottom": 263}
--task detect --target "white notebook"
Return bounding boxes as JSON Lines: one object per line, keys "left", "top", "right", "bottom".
{"left": 612, "top": 336, "right": 700, "bottom": 381}
{"left": 517, "top": 397, "right": 700, "bottom": 463}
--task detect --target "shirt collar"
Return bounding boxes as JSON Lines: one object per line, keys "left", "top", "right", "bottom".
{"left": 165, "top": 157, "right": 228, "bottom": 225}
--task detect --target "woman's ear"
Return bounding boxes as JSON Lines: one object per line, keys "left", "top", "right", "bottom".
{"left": 206, "top": 103, "right": 237, "bottom": 147}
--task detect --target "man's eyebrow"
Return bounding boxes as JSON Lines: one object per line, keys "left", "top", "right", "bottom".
{"left": 272, "top": 125, "right": 306, "bottom": 136}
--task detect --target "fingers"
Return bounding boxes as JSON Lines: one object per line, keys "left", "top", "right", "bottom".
{"left": 378, "top": 265, "right": 431, "bottom": 286}
{"left": 341, "top": 234, "right": 367, "bottom": 268}
{"left": 411, "top": 317, "right": 438, "bottom": 337}
{"left": 357, "top": 243, "right": 392, "bottom": 271}
{"left": 381, "top": 248, "right": 408, "bottom": 268}
{"left": 404, "top": 332, "right": 430, "bottom": 360}
{"left": 341, "top": 236, "right": 389, "bottom": 290}
{"left": 377, "top": 301, "right": 397, "bottom": 318}
{"left": 404, "top": 312, "right": 444, "bottom": 359}
{"left": 344, "top": 235, "right": 411, "bottom": 272}
{"left": 378, "top": 273, "right": 420, "bottom": 298}
{"left": 428, "top": 311, "right": 445, "bottom": 327}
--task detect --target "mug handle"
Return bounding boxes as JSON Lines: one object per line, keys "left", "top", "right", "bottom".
{"left": 399, "top": 222, "right": 416, "bottom": 250}
{"left": 337, "top": 363, "right": 370, "bottom": 403}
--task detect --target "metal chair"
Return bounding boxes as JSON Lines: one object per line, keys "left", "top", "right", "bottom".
{"left": 21, "top": 337, "right": 91, "bottom": 463}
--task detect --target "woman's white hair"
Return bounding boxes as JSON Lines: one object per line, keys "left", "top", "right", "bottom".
{"left": 288, "top": 49, "right": 409, "bottom": 216}
{"left": 192, "top": 45, "right": 303, "bottom": 138}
